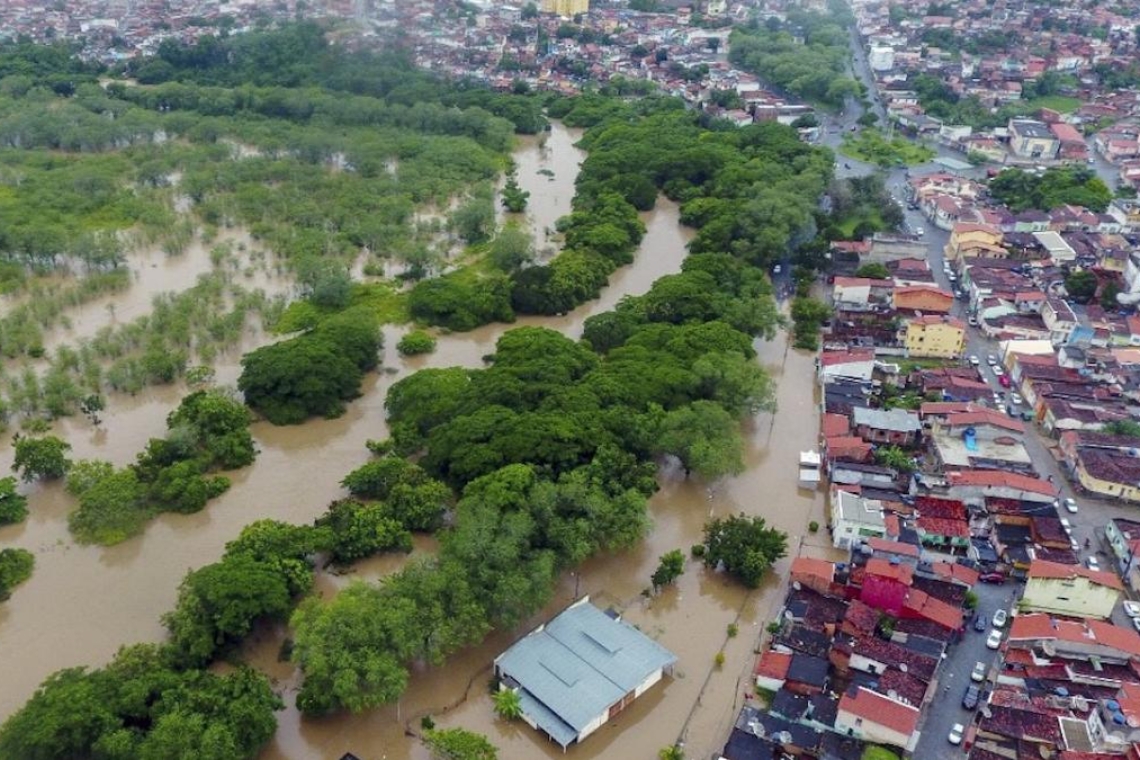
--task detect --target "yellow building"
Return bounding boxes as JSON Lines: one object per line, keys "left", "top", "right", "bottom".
{"left": 904, "top": 315, "right": 966, "bottom": 359}
{"left": 1020, "top": 559, "right": 1122, "bottom": 620}
{"left": 542, "top": 0, "right": 589, "bottom": 15}
{"left": 942, "top": 222, "right": 1003, "bottom": 263}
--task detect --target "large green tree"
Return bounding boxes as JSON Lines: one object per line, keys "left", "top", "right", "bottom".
{"left": 701, "top": 514, "right": 788, "bottom": 588}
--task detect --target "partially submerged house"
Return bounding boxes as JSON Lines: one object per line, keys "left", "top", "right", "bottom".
{"left": 494, "top": 597, "right": 677, "bottom": 750}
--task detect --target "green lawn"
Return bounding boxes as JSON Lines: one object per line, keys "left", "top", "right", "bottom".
{"left": 834, "top": 209, "right": 885, "bottom": 237}
{"left": 840, "top": 129, "right": 936, "bottom": 167}
{"left": 1025, "top": 95, "right": 1081, "bottom": 114}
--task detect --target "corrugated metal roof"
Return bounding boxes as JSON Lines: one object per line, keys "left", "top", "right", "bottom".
{"left": 495, "top": 600, "right": 677, "bottom": 747}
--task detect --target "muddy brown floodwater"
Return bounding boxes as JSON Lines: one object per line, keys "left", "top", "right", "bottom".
{"left": 0, "top": 121, "right": 837, "bottom": 760}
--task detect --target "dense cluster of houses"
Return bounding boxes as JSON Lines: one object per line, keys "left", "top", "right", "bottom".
{"left": 849, "top": 0, "right": 1140, "bottom": 185}
{"left": 718, "top": 487, "right": 1140, "bottom": 760}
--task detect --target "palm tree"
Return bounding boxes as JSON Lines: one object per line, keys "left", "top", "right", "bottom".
{"left": 492, "top": 688, "right": 523, "bottom": 721}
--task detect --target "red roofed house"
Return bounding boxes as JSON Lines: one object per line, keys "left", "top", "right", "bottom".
{"left": 860, "top": 558, "right": 914, "bottom": 615}
{"left": 790, "top": 557, "right": 837, "bottom": 597}
{"left": 902, "top": 588, "right": 963, "bottom": 632}
{"left": 1007, "top": 613, "right": 1140, "bottom": 662}
{"left": 893, "top": 285, "right": 954, "bottom": 314}
{"left": 754, "top": 650, "right": 792, "bottom": 692}
{"left": 946, "top": 470, "right": 1057, "bottom": 503}
{"left": 835, "top": 686, "right": 921, "bottom": 750}
{"left": 1021, "top": 559, "right": 1124, "bottom": 620}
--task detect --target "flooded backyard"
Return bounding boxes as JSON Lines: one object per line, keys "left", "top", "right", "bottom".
{"left": 0, "top": 121, "right": 832, "bottom": 760}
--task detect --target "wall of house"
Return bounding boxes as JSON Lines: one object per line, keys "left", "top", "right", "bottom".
{"left": 906, "top": 323, "right": 965, "bottom": 358}
{"left": 1021, "top": 577, "right": 1119, "bottom": 619}
{"left": 835, "top": 707, "right": 912, "bottom": 749}
{"left": 1076, "top": 462, "right": 1140, "bottom": 503}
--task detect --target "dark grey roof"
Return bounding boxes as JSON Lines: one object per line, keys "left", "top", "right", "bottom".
{"left": 495, "top": 600, "right": 676, "bottom": 748}
{"left": 770, "top": 689, "right": 809, "bottom": 721}
{"left": 723, "top": 728, "right": 779, "bottom": 760}
{"left": 787, "top": 654, "right": 829, "bottom": 687}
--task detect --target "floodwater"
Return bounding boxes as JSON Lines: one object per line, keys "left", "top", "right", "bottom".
{"left": 0, "top": 121, "right": 835, "bottom": 760}
{"left": 500, "top": 125, "right": 586, "bottom": 259}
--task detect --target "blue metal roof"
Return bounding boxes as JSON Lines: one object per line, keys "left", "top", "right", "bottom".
{"left": 495, "top": 600, "right": 677, "bottom": 747}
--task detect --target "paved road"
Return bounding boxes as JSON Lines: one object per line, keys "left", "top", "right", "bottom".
{"left": 914, "top": 579, "right": 1011, "bottom": 760}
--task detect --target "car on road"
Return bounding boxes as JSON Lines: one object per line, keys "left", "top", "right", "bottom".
{"left": 992, "top": 609, "right": 1008, "bottom": 628}
{"left": 992, "top": 365, "right": 1005, "bottom": 377}
{"left": 962, "top": 685, "right": 980, "bottom": 710}
{"left": 916, "top": 227, "right": 925, "bottom": 236}
{"left": 999, "top": 375, "right": 1011, "bottom": 388}
{"left": 1070, "top": 536, "right": 1080, "bottom": 552}
{"left": 986, "top": 354, "right": 998, "bottom": 366}
{"left": 969, "top": 355, "right": 981, "bottom": 366}
{"left": 1132, "top": 617, "right": 1140, "bottom": 633}
{"left": 1063, "top": 498, "right": 1078, "bottom": 513}
{"left": 986, "top": 629, "right": 1003, "bottom": 649}
{"left": 1124, "top": 601, "right": 1140, "bottom": 618}
{"left": 968, "top": 316, "right": 978, "bottom": 326}
{"left": 1010, "top": 392, "right": 1024, "bottom": 405}
{"left": 1087, "top": 556, "right": 1101, "bottom": 571}
{"left": 949, "top": 723, "right": 965, "bottom": 744}
{"left": 971, "top": 661, "right": 987, "bottom": 682}
{"left": 979, "top": 572, "right": 1005, "bottom": 584}
{"left": 1060, "top": 518, "right": 1072, "bottom": 534}
{"left": 974, "top": 614, "right": 988, "bottom": 632}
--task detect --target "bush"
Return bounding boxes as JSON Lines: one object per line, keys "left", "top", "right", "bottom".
{"left": 397, "top": 330, "right": 437, "bottom": 356}
{"left": 714, "top": 651, "right": 726, "bottom": 668}
{"left": 808, "top": 520, "right": 819, "bottom": 533}
{"left": 0, "top": 548, "right": 34, "bottom": 601}
{"left": 0, "top": 477, "right": 28, "bottom": 525}
{"left": 691, "top": 543, "right": 706, "bottom": 558}
{"left": 727, "top": 623, "right": 739, "bottom": 638}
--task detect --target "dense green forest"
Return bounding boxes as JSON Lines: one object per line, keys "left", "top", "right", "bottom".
{"left": 0, "top": 21, "right": 818, "bottom": 757}
{"left": 728, "top": 6, "right": 859, "bottom": 109}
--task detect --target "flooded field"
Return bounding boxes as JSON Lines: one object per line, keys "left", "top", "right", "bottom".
{"left": 0, "top": 122, "right": 833, "bottom": 760}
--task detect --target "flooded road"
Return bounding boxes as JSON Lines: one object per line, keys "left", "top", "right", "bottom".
{"left": 0, "top": 121, "right": 832, "bottom": 760}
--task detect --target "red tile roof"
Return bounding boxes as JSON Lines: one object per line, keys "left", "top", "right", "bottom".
{"left": 1008, "top": 613, "right": 1140, "bottom": 658}
{"left": 754, "top": 650, "right": 792, "bottom": 680}
{"left": 791, "top": 557, "right": 836, "bottom": 585}
{"left": 844, "top": 599, "right": 880, "bottom": 635}
{"left": 943, "top": 409, "right": 1026, "bottom": 433}
{"left": 865, "top": 558, "right": 915, "bottom": 585}
{"left": 931, "top": 561, "right": 980, "bottom": 587}
{"left": 916, "top": 516, "right": 970, "bottom": 538}
{"left": 820, "top": 349, "right": 876, "bottom": 367}
{"left": 904, "top": 588, "right": 963, "bottom": 630}
{"left": 821, "top": 413, "right": 851, "bottom": 438}
{"left": 1027, "top": 559, "right": 1125, "bottom": 591}
{"left": 946, "top": 470, "right": 1058, "bottom": 496}
{"left": 838, "top": 687, "right": 921, "bottom": 737}
{"left": 867, "top": 538, "right": 920, "bottom": 558}
{"left": 920, "top": 401, "right": 975, "bottom": 417}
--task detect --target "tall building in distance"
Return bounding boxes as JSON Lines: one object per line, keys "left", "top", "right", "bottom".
{"left": 542, "top": 0, "right": 589, "bottom": 17}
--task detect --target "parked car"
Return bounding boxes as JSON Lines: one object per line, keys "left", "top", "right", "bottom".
{"left": 1123, "top": 601, "right": 1140, "bottom": 618}
{"left": 971, "top": 661, "right": 987, "bottom": 682}
{"left": 969, "top": 355, "right": 980, "bottom": 366}
{"left": 1010, "top": 392, "right": 1024, "bottom": 405}
{"left": 974, "top": 614, "right": 988, "bottom": 632}
{"left": 999, "top": 375, "right": 1011, "bottom": 388}
{"left": 986, "top": 354, "right": 998, "bottom": 366}
{"left": 1063, "top": 498, "right": 1078, "bottom": 514}
{"left": 992, "top": 365, "right": 1005, "bottom": 377}
{"left": 1087, "top": 556, "right": 1101, "bottom": 571}
{"left": 992, "top": 609, "right": 1008, "bottom": 628}
{"left": 1132, "top": 617, "right": 1140, "bottom": 634}
{"left": 979, "top": 572, "right": 1005, "bottom": 584}
{"left": 962, "top": 685, "right": 980, "bottom": 710}
{"left": 949, "top": 723, "right": 965, "bottom": 744}
{"left": 916, "top": 227, "right": 925, "bottom": 236}
{"left": 968, "top": 316, "right": 979, "bottom": 327}
{"left": 986, "top": 629, "right": 1003, "bottom": 649}
{"left": 1060, "top": 518, "right": 1072, "bottom": 535}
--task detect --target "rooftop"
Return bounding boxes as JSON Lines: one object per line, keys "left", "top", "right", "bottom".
{"left": 494, "top": 599, "right": 677, "bottom": 748}
{"left": 838, "top": 686, "right": 921, "bottom": 736}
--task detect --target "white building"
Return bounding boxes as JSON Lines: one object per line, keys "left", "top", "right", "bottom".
{"left": 869, "top": 45, "right": 895, "bottom": 71}
{"left": 829, "top": 488, "right": 887, "bottom": 549}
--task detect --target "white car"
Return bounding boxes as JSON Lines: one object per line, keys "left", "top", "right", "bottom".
{"left": 992, "top": 366, "right": 1005, "bottom": 377}
{"left": 916, "top": 227, "right": 925, "bottom": 236}
{"left": 1087, "top": 556, "right": 1101, "bottom": 571}
{"left": 1123, "top": 601, "right": 1140, "bottom": 618}
{"left": 986, "top": 629, "right": 1003, "bottom": 649}
{"left": 1133, "top": 617, "right": 1140, "bottom": 634}
{"left": 949, "top": 723, "right": 965, "bottom": 745}
{"left": 1010, "top": 392, "right": 1024, "bottom": 405}
{"left": 969, "top": 355, "right": 981, "bottom": 366}
{"left": 992, "top": 609, "right": 1008, "bottom": 628}
{"left": 1063, "top": 498, "right": 1078, "bottom": 514}
{"left": 971, "top": 661, "right": 987, "bottom": 682}
{"left": 1060, "top": 518, "right": 1072, "bottom": 534}
{"left": 986, "top": 355, "right": 998, "bottom": 366}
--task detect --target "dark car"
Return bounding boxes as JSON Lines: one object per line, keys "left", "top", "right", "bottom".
{"left": 962, "top": 684, "right": 980, "bottom": 710}
{"left": 979, "top": 572, "right": 1005, "bottom": 584}
{"left": 974, "top": 614, "right": 987, "bottom": 632}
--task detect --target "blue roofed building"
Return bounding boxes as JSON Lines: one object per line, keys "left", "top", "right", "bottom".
{"left": 493, "top": 597, "right": 678, "bottom": 750}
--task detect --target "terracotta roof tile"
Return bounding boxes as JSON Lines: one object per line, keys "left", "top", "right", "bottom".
{"left": 838, "top": 687, "right": 920, "bottom": 736}
{"left": 754, "top": 650, "right": 792, "bottom": 680}
{"left": 1027, "top": 559, "right": 1125, "bottom": 590}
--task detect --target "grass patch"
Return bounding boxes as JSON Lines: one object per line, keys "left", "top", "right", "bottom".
{"left": 841, "top": 129, "right": 936, "bottom": 168}
{"left": 899, "top": 358, "right": 954, "bottom": 373}
{"left": 274, "top": 282, "right": 410, "bottom": 334}
{"left": 834, "top": 209, "right": 885, "bottom": 238}
{"left": 1026, "top": 95, "right": 1081, "bottom": 114}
